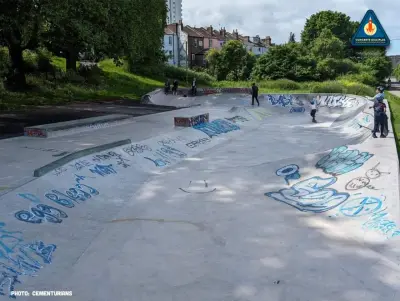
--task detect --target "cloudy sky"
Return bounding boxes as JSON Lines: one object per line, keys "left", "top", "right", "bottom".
{"left": 182, "top": 0, "right": 400, "bottom": 55}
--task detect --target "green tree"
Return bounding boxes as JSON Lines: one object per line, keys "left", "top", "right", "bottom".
{"left": 205, "top": 40, "right": 254, "bottom": 81}
{"left": 301, "top": 10, "right": 358, "bottom": 48}
{"left": 393, "top": 64, "right": 400, "bottom": 81}
{"left": 360, "top": 48, "right": 392, "bottom": 82}
{"left": 251, "top": 42, "right": 317, "bottom": 81}
{"left": 0, "top": 0, "right": 46, "bottom": 88}
{"left": 311, "top": 28, "right": 345, "bottom": 59}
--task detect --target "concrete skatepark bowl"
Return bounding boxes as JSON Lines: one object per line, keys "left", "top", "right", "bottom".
{"left": 0, "top": 88, "right": 399, "bottom": 300}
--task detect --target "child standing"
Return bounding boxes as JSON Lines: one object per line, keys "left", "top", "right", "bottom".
{"left": 310, "top": 98, "right": 317, "bottom": 123}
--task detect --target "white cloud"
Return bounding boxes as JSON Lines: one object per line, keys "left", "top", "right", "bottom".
{"left": 182, "top": 0, "right": 400, "bottom": 45}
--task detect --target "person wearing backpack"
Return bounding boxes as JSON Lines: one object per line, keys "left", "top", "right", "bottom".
{"left": 172, "top": 79, "right": 179, "bottom": 95}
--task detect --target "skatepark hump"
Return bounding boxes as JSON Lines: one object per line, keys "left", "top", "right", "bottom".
{"left": 0, "top": 88, "right": 399, "bottom": 300}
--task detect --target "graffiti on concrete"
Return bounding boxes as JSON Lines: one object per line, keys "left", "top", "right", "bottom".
{"left": 248, "top": 108, "right": 272, "bottom": 120}
{"left": 89, "top": 164, "right": 117, "bottom": 177}
{"left": 157, "top": 136, "right": 186, "bottom": 146}
{"left": 92, "top": 151, "right": 130, "bottom": 168}
{"left": 339, "top": 196, "right": 383, "bottom": 217}
{"left": 275, "top": 164, "right": 301, "bottom": 185}
{"left": 266, "top": 95, "right": 293, "bottom": 107}
{"left": 17, "top": 193, "right": 40, "bottom": 204}
{"left": 179, "top": 180, "right": 217, "bottom": 194}
{"left": 15, "top": 204, "right": 68, "bottom": 224}
{"left": 52, "top": 167, "right": 67, "bottom": 176}
{"left": 122, "top": 144, "right": 152, "bottom": 156}
{"left": 0, "top": 225, "right": 56, "bottom": 298}
{"left": 174, "top": 114, "right": 209, "bottom": 127}
{"left": 69, "top": 160, "right": 93, "bottom": 171}
{"left": 265, "top": 176, "right": 350, "bottom": 213}
{"left": 185, "top": 138, "right": 211, "bottom": 148}
{"left": 316, "top": 95, "right": 359, "bottom": 108}
{"left": 24, "top": 128, "right": 47, "bottom": 138}
{"left": 316, "top": 146, "right": 373, "bottom": 176}
{"left": 193, "top": 119, "right": 240, "bottom": 138}
{"left": 345, "top": 162, "right": 390, "bottom": 191}
{"left": 290, "top": 107, "right": 305, "bottom": 113}
{"left": 225, "top": 116, "right": 249, "bottom": 123}
{"left": 363, "top": 206, "right": 400, "bottom": 238}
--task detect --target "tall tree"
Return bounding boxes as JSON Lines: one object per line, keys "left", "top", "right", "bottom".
{"left": 0, "top": 0, "right": 46, "bottom": 88}
{"left": 301, "top": 10, "right": 358, "bottom": 47}
{"left": 311, "top": 28, "right": 345, "bottom": 59}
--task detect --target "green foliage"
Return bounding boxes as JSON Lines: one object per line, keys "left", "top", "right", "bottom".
{"left": 393, "top": 64, "right": 400, "bottom": 81}
{"left": 205, "top": 40, "right": 255, "bottom": 81}
{"left": 359, "top": 48, "right": 392, "bottom": 82}
{"left": 0, "top": 48, "right": 10, "bottom": 78}
{"left": 164, "top": 65, "right": 215, "bottom": 85}
{"left": 301, "top": 10, "right": 358, "bottom": 47}
{"left": 337, "top": 72, "right": 378, "bottom": 86}
{"left": 316, "top": 58, "right": 357, "bottom": 80}
{"left": 311, "top": 29, "right": 345, "bottom": 59}
{"left": 310, "top": 81, "right": 345, "bottom": 93}
{"left": 252, "top": 42, "right": 317, "bottom": 81}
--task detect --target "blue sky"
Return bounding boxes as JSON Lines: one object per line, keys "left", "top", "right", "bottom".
{"left": 183, "top": 1, "right": 400, "bottom": 55}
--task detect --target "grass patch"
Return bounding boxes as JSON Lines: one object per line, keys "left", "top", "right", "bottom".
{"left": 387, "top": 92, "right": 400, "bottom": 158}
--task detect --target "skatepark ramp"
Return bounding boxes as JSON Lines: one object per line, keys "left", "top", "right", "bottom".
{"left": 0, "top": 89, "right": 399, "bottom": 300}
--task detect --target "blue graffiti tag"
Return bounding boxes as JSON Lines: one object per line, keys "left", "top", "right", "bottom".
{"left": 89, "top": 164, "right": 117, "bottom": 177}
{"left": 193, "top": 119, "right": 240, "bottom": 138}
{"left": 316, "top": 146, "right": 373, "bottom": 176}
{"left": 0, "top": 221, "right": 56, "bottom": 297}
{"left": 339, "top": 197, "right": 383, "bottom": 217}
{"left": 362, "top": 208, "right": 399, "bottom": 236}
{"left": 276, "top": 164, "right": 301, "bottom": 185}
{"left": 265, "top": 176, "right": 350, "bottom": 213}
{"left": 290, "top": 107, "right": 305, "bottom": 113}
{"left": 267, "top": 95, "right": 293, "bottom": 107}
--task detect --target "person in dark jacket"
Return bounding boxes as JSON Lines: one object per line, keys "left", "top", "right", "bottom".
{"left": 172, "top": 79, "right": 179, "bottom": 95}
{"left": 251, "top": 83, "right": 259, "bottom": 106}
{"left": 369, "top": 86, "right": 387, "bottom": 138}
{"left": 164, "top": 79, "right": 171, "bottom": 94}
{"left": 191, "top": 78, "right": 197, "bottom": 96}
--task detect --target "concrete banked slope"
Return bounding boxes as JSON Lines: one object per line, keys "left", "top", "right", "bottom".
{"left": 0, "top": 88, "right": 399, "bottom": 300}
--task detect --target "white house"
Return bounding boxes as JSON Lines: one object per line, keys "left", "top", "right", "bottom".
{"left": 163, "top": 26, "right": 179, "bottom": 66}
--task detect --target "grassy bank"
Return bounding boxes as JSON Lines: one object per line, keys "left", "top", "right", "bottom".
{"left": 0, "top": 54, "right": 376, "bottom": 111}
{"left": 387, "top": 93, "right": 400, "bottom": 156}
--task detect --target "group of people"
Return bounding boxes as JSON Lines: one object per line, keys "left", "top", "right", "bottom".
{"left": 164, "top": 78, "right": 198, "bottom": 96}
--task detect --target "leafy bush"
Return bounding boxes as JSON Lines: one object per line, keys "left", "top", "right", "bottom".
{"left": 78, "top": 63, "right": 103, "bottom": 85}
{"left": 164, "top": 65, "right": 215, "bottom": 85}
{"left": 22, "top": 50, "right": 38, "bottom": 73}
{"left": 64, "top": 70, "right": 85, "bottom": 83}
{"left": 310, "top": 81, "right": 345, "bottom": 93}
{"left": 337, "top": 72, "right": 378, "bottom": 86}
{"left": 262, "top": 79, "right": 301, "bottom": 90}
{"left": 0, "top": 48, "right": 10, "bottom": 78}
{"left": 344, "top": 83, "right": 375, "bottom": 96}
{"left": 37, "top": 48, "right": 53, "bottom": 74}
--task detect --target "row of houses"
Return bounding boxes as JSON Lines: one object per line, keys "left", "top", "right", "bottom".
{"left": 163, "top": 21, "right": 274, "bottom": 68}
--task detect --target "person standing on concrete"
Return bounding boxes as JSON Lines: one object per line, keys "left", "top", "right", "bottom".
{"left": 192, "top": 78, "right": 197, "bottom": 96}
{"left": 369, "top": 86, "right": 386, "bottom": 138}
{"left": 164, "top": 79, "right": 171, "bottom": 95}
{"left": 310, "top": 98, "right": 318, "bottom": 123}
{"left": 251, "top": 83, "right": 259, "bottom": 106}
{"left": 172, "top": 79, "right": 179, "bottom": 95}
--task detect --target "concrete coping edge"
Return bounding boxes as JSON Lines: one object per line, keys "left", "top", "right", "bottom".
{"left": 33, "top": 139, "right": 132, "bottom": 177}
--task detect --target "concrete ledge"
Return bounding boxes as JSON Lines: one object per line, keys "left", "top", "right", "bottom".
{"left": 33, "top": 139, "right": 132, "bottom": 177}
{"left": 24, "top": 114, "right": 131, "bottom": 138}
{"left": 174, "top": 113, "right": 209, "bottom": 127}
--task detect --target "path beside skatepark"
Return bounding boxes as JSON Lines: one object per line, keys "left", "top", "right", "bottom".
{"left": 0, "top": 90, "right": 399, "bottom": 300}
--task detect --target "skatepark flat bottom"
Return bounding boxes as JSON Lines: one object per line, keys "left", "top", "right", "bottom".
{"left": 0, "top": 92, "right": 399, "bottom": 301}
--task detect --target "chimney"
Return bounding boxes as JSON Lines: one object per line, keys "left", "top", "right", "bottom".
{"left": 207, "top": 25, "right": 213, "bottom": 35}
{"left": 235, "top": 29, "right": 239, "bottom": 40}
{"left": 178, "top": 19, "right": 183, "bottom": 30}
{"left": 265, "top": 36, "right": 271, "bottom": 46}
{"left": 223, "top": 27, "right": 226, "bottom": 36}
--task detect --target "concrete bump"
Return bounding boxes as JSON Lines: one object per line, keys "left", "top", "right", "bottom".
{"left": 24, "top": 114, "right": 132, "bottom": 138}
{"left": 33, "top": 139, "right": 132, "bottom": 177}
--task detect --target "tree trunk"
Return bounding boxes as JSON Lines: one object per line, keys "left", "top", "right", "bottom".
{"left": 7, "top": 44, "right": 27, "bottom": 89}
{"left": 66, "top": 48, "right": 77, "bottom": 72}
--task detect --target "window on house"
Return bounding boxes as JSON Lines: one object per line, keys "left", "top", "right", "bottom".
{"left": 199, "top": 40, "right": 203, "bottom": 47}
{"left": 209, "top": 39, "right": 212, "bottom": 47}
{"left": 191, "top": 54, "right": 195, "bottom": 61}
{"left": 193, "top": 39, "right": 197, "bottom": 47}
{"left": 169, "top": 36, "right": 172, "bottom": 45}
{"left": 259, "top": 48, "right": 261, "bottom": 51}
